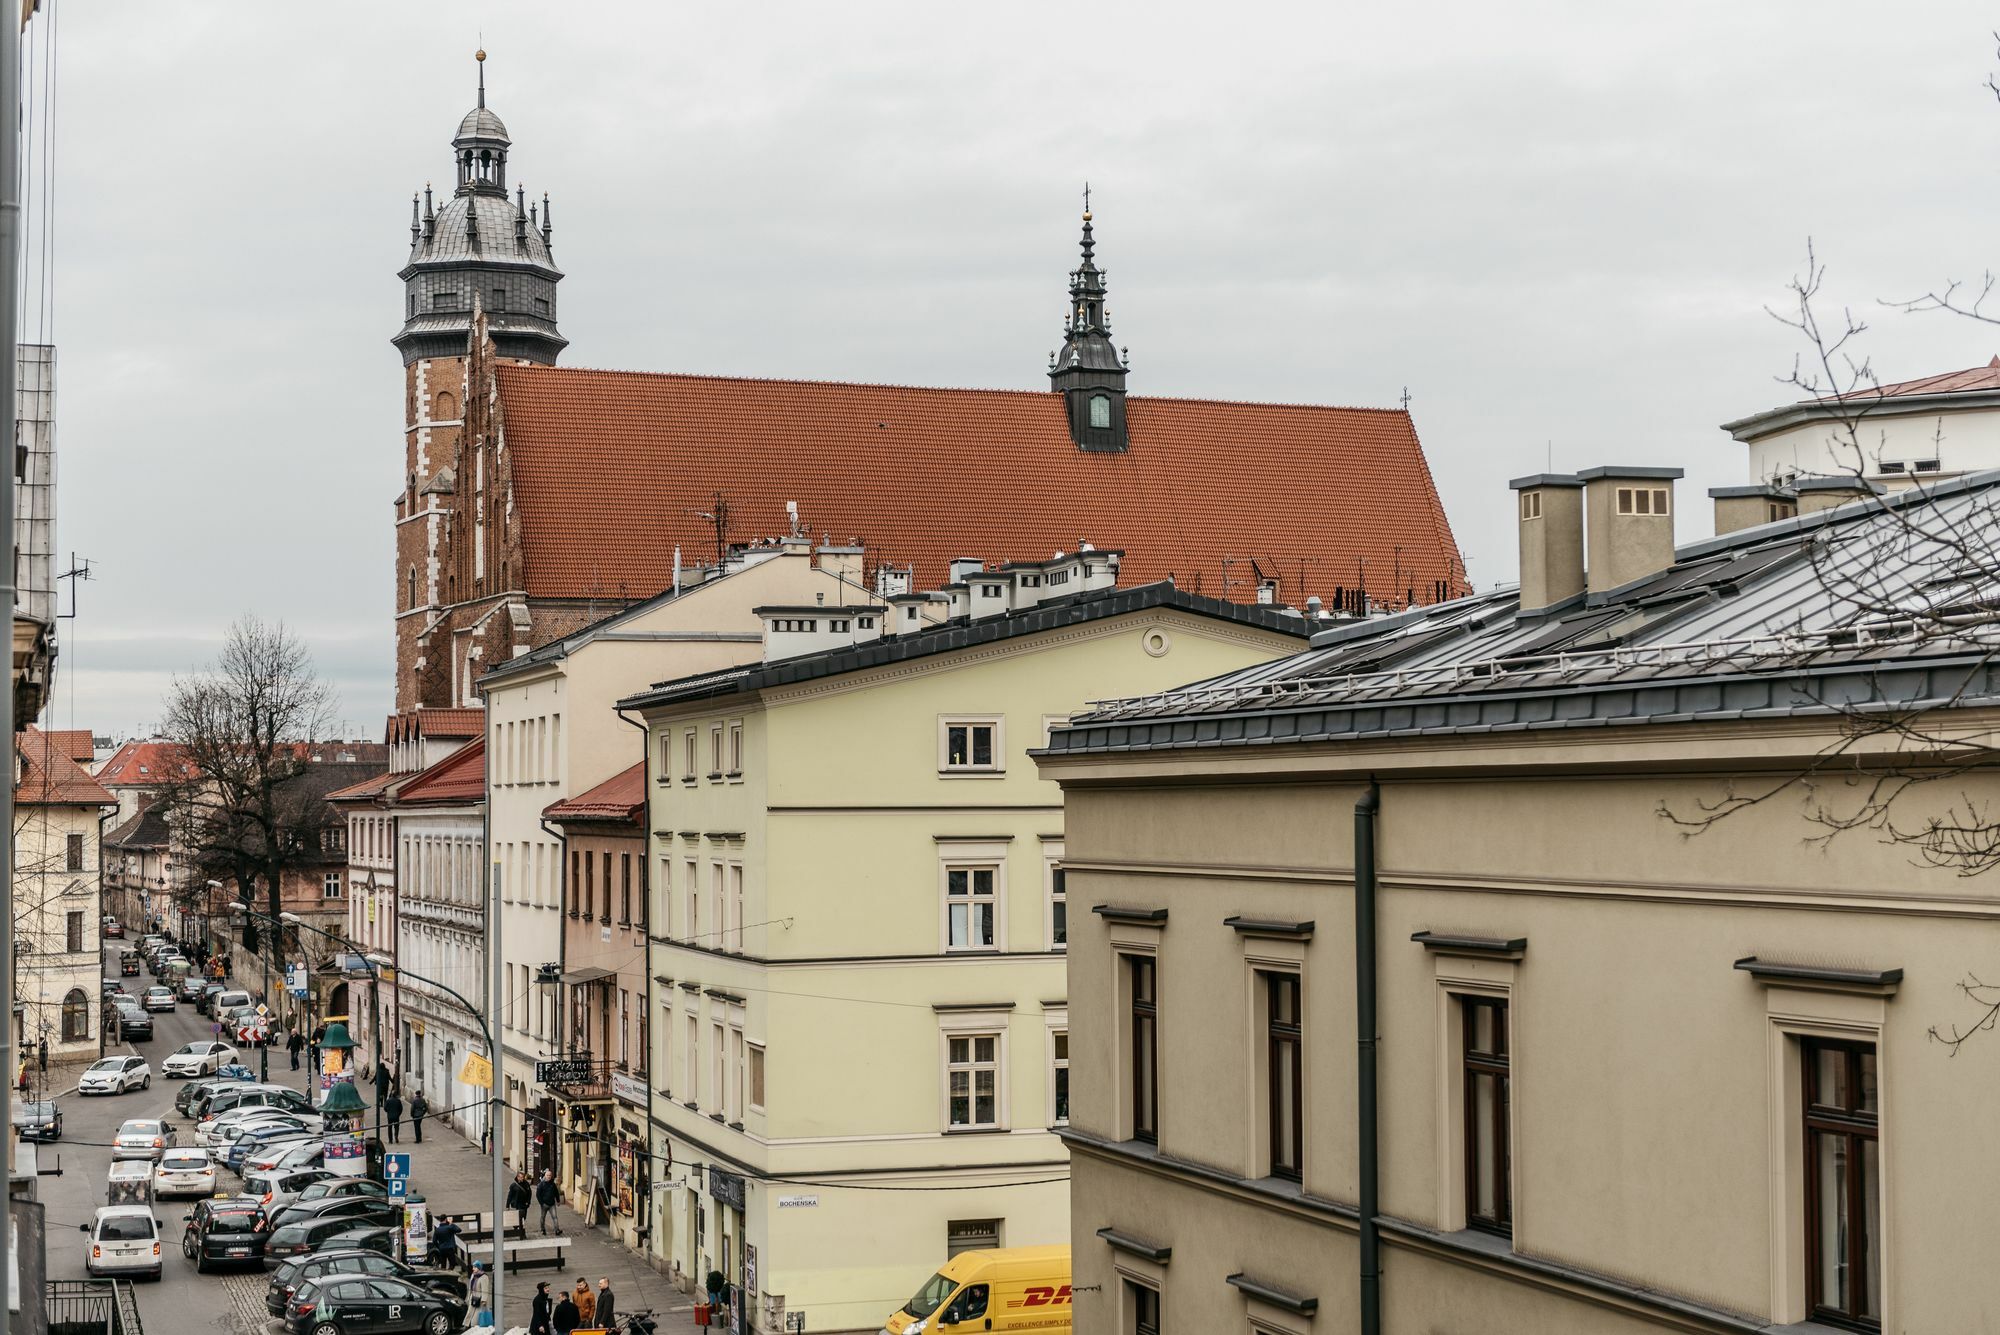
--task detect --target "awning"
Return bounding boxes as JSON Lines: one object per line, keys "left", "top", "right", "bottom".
{"left": 560, "top": 966, "right": 615, "bottom": 986}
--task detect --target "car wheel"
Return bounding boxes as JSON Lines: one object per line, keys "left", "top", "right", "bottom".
{"left": 425, "top": 1313, "right": 453, "bottom": 1335}
{"left": 314, "top": 1324, "right": 342, "bottom": 1335}
{"left": 140, "top": 1074, "right": 150, "bottom": 1089}
{"left": 181, "top": 1232, "right": 196, "bottom": 1260}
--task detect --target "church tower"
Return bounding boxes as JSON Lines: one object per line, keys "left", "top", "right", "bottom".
{"left": 392, "top": 52, "right": 562, "bottom": 711}
{"left": 1049, "top": 191, "right": 1130, "bottom": 452}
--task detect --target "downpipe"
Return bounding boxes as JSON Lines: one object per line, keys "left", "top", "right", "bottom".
{"left": 1355, "top": 781, "right": 1381, "bottom": 1335}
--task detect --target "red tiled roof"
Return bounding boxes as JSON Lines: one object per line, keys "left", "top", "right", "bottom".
{"left": 96, "top": 739, "right": 194, "bottom": 787}
{"left": 42, "top": 730, "right": 94, "bottom": 764}
{"left": 17, "top": 726, "right": 115, "bottom": 807}
{"left": 1841, "top": 356, "right": 2000, "bottom": 400}
{"left": 542, "top": 762, "right": 645, "bottom": 824}
{"left": 385, "top": 708, "right": 484, "bottom": 745}
{"left": 393, "top": 738, "right": 485, "bottom": 806}
{"left": 326, "top": 770, "right": 398, "bottom": 804}
{"left": 496, "top": 366, "right": 1467, "bottom": 604}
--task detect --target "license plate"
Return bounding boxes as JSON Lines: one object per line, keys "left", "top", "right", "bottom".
{"left": 227, "top": 1248, "right": 249, "bottom": 1256}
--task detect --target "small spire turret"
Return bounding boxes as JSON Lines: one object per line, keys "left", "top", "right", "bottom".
{"left": 410, "top": 194, "right": 421, "bottom": 245}
{"left": 1048, "top": 186, "right": 1131, "bottom": 453}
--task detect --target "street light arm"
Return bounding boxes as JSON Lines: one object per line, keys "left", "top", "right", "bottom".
{"left": 285, "top": 914, "right": 493, "bottom": 1058}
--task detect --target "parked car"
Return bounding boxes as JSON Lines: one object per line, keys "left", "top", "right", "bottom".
{"left": 176, "top": 1073, "right": 237, "bottom": 1116}
{"left": 242, "top": 1137, "right": 323, "bottom": 1180}
{"left": 153, "top": 1147, "right": 216, "bottom": 1198}
{"left": 313, "top": 1224, "right": 404, "bottom": 1261}
{"left": 198, "top": 1083, "right": 312, "bottom": 1124}
{"left": 290, "top": 1177, "right": 387, "bottom": 1207}
{"left": 246, "top": 1166, "right": 335, "bottom": 1210}
{"left": 175, "top": 974, "right": 208, "bottom": 1004}
{"left": 281, "top": 1273, "right": 465, "bottom": 1335}
{"left": 162, "top": 1041, "right": 240, "bottom": 1078}
{"left": 112, "top": 1004, "right": 153, "bottom": 1041}
{"left": 118, "top": 951, "right": 140, "bottom": 976}
{"left": 225, "top": 1125, "right": 319, "bottom": 1174}
{"left": 199, "top": 982, "right": 228, "bottom": 1015}
{"left": 12, "top": 1098, "right": 60, "bottom": 1142}
{"left": 263, "top": 1193, "right": 399, "bottom": 1238}
{"left": 261, "top": 1207, "right": 401, "bottom": 1269}
{"left": 111, "top": 1119, "right": 169, "bottom": 1163}
{"left": 140, "top": 985, "right": 176, "bottom": 1013}
{"left": 101, "top": 916, "right": 124, "bottom": 939}
{"left": 82, "top": 1206, "right": 162, "bottom": 1281}
{"left": 105, "top": 1160, "right": 154, "bottom": 1208}
{"left": 197, "top": 1108, "right": 310, "bottom": 1152}
{"left": 180, "top": 1194, "right": 267, "bottom": 1272}
{"left": 265, "top": 1250, "right": 467, "bottom": 1318}
{"left": 78, "top": 1056, "right": 150, "bottom": 1095}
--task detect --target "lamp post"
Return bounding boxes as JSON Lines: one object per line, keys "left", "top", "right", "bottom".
{"left": 227, "top": 901, "right": 277, "bottom": 1082}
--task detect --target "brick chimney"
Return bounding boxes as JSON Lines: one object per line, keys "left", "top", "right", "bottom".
{"left": 1509, "top": 474, "right": 1585, "bottom": 612}
{"left": 1580, "top": 466, "right": 1682, "bottom": 594}
{"left": 1708, "top": 484, "right": 1796, "bottom": 536}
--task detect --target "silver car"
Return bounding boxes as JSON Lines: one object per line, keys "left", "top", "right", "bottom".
{"left": 111, "top": 1119, "right": 168, "bottom": 1163}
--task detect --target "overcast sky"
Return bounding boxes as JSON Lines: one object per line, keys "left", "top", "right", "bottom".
{"left": 37, "top": 1, "right": 2000, "bottom": 739}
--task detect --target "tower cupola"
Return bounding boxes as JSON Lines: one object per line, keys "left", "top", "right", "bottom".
{"left": 392, "top": 51, "right": 566, "bottom": 367}
{"left": 1048, "top": 187, "right": 1130, "bottom": 453}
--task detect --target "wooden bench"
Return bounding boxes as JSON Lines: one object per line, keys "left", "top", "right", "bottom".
{"left": 466, "top": 1235, "right": 567, "bottom": 1272}
{"left": 438, "top": 1210, "right": 524, "bottom": 1243}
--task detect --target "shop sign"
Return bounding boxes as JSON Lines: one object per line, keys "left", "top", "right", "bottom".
{"left": 707, "top": 1166, "right": 746, "bottom": 1210}
{"left": 611, "top": 1071, "right": 647, "bottom": 1106}
{"left": 536, "top": 1057, "right": 593, "bottom": 1085}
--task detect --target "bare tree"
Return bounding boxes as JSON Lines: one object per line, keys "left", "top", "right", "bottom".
{"left": 157, "top": 616, "right": 337, "bottom": 951}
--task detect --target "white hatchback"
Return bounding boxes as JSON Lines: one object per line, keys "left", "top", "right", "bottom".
{"left": 78, "top": 1056, "right": 150, "bottom": 1096}
{"left": 161, "top": 1040, "right": 239, "bottom": 1078}
{"left": 153, "top": 1147, "right": 216, "bottom": 1198}
{"left": 83, "top": 1206, "right": 162, "bottom": 1280}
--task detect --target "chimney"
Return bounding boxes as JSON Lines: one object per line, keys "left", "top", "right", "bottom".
{"left": 967, "top": 571, "right": 1011, "bottom": 620}
{"left": 1709, "top": 484, "right": 1796, "bottom": 536}
{"left": 1509, "top": 473, "right": 1585, "bottom": 612}
{"left": 1792, "top": 476, "right": 1884, "bottom": 515}
{"left": 1579, "top": 466, "right": 1683, "bottom": 594}
{"left": 947, "top": 557, "right": 985, "bottom": 585}
{"left": 816, "top": 544, "right": 864, "bottom": 582}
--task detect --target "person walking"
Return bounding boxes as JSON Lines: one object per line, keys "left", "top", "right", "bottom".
{"left": 431, "top": 1215, "right": 465, "bottom": 1274}
{"left": 383, "top": 1089, "right": 404, "bottom": 1143}
{"left": 572, "top": 1279, "right": 595, "bottom": 1328}
{"left": 552, "top": 1288, "right": 580, "bottom": 1335}
{"left": 468, "top": 1262, "right": 490, "bottom": 1329}
{"left": 409, "top": 1089, "right": 429, "bottom": 1143}
{"left": 530, "top": 1281, "right": 554, "bottom": 1335}
{"left": 506, "top": 1172, "right": 532, "bottom": 1236}
{"left": 593, "top": 1278, "right": 616, "bottom": 1331}
{"left": 287, "top": 1030, "right": 305, "bottom": 1071}
{"left": 535, "top": 1170, "right": 562, "bottom": 1236}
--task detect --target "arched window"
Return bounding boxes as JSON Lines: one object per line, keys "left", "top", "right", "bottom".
{"left": 436, "top": 390, "right": 457, "bottom": 420}
{"left": 407, "top": 566, "right": 417, "bottom": 610}
{"left": 61, "top": 988, "right": 87, "bottom": 1041}
{"left": 1089, "top": 395, "right": 1112, "bottom": 430}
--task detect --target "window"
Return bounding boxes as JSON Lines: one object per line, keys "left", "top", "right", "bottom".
{"left": 1088, "top": 394, "right": 1111, "bottom": 429}
{"left": 322, "top": 872, "right": 344, "bottom": 900}
{"left": 941, "top": 718, "right": 1002, "bottom": 773}
{"left": 490, "top": 287, "right": 506, "bottom": 312}
{"left": 1803, "top": 1038, "right": 1880, "bottom": 1327}
{"left": 684, "top": 1014, "right": 698, "bottom": 1102}
{"left": 619, "top": 853, "right": 632, "bottom": 924}
{"left": 1615, "top": 486, "right": 1670, "bottom": 516}
{"left": 945, "top": 866, "right": 997, "bottom": 950}
{"left": 685, "top": 858, "right": 700, "bottom": 943}
{"left": 980, "top": 586, "right": 1001, "bottom": 599}
{"left": 727, "top": 721, "right": 743, "bottom": 776}
{"left": 1050, "top": 1031, "right": 1069, "bottom": 1125}
{"left": 60, "top": 987, "right": 87, "bottom": 1041}
{"left": 1520, "top": 490, "right": 1542, "bottom": 520}
{"left": 748, "top": 1044, "right": 765, "bottom": 1112}
{"left": 682, "top": 730, "right": 697, "bottom": 784}
{"left": 730, "top": 1027, "right": 745, "bottom": 1122}
{"left": 658, "top": 734, "right": 672, "bottom": 783}
{"left": 65, "top": 833, "right": 83, "bottom": 871}
{"left": 600, "top": 850, "right": 613, "bottom": 919}
{"left": 1048, "top": 864, "right": 1067, "bottom": 949}
{"left": 533, "top": 297, "right": 550, "bottom": 316}
{"left": 432, "top": 291, "right": 460, "bottom": 312}
{"left": 1264, "top": 972, "right": 1302, "bottom": 1179}
{"left": 1129, "top": 955, "right": 1158, "bottom": 1142}
{"left": 727, "top": 863, "right": 744, "bottom": 951}
{"left": 1913, "top": 458, "right": 1942, "bottom": 473}
{"left": 1127, "top": 1280, "right": 1161, "bottom": 1335}
{"left": 709, "top": 725, "right": 724, "bottom": 779}
{"left": 66, "top": 911, "right": 83, "bottom": 954}
{"left": 1463, "top": 996, "right": 1511, "bottom": 1235}
{"left": 948, "top": 1219, "right": 1001, "bottom": 1257}
{"left": 829, "top": 617, "right": 851, "bottom": 630}
{"left": 947, "top": 1034, "right": 1000, "bottom": 1129}
{"left": 711, "top": 1022, "right": 725, "bottom": 1115}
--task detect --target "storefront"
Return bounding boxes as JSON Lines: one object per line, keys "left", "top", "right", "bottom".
{"left": 609, "top": 1072, "right": 651, "bottom": 1252}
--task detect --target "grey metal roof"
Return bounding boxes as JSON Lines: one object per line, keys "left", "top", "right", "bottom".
{"left": 456, "top": 106, "right": 510, "bottom": 143}
{"left": 1048, "top": 469, "right": 2000, "bottom": 756}
{"left": 407, "top": 193, "right": 559, "bottom": 271}
{"left": 618, "top": 581, "right": 1314, "bottom": 712}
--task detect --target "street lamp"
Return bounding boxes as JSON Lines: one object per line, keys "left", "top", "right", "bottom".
{"left": 226, "top": 901, "right": 276, "bottom": 1082}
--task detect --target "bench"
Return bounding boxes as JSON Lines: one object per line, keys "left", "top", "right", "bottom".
{"left": 438, "top": 1210, "right": 524, "bottom": 1243}
{"left": 466, "top": 1235, "right": 567, "bottom": 1272}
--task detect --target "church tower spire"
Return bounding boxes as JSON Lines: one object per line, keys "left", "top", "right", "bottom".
{"left": 391, "top": 50, "right": 566, "bottom": 367}
{"left": 1049, "top": 186, "right": 1130, "bottom": 452}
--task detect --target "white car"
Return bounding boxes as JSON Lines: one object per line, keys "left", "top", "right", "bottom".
{"left": 161, "top": 1041, "right": 240, "bottom": 1078}
{"left": 140, "top": 985, "right": 176, "bottom": 1012}
{"left": 198, "top": 1108, "right": 318, "bottom": 1151}
{"left": 111, "top": 1118, "right": 168, "bottom": 1162}
{"left": 78, "top": 1055, "right": 150, "bottom": 1095}
{"left": 242, "top": 1137, "right": 322, "bottom": 1178}
{"left": 82, "top": 1205, "right": 161, "bottom": 1280}
{"left": 152, "top": 1147, "right": 216, "bottom": 1198}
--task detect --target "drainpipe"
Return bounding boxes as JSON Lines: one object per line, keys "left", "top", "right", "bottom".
{"left": 1355, "top": 781, "right": 1381, "bottom": 1335}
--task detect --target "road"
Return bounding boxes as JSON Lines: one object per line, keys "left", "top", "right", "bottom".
{"left": 36, "top": 940, "right": 307, "bottom": 1335}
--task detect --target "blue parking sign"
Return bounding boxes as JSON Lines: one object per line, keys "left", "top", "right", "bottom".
{"left": 387, "top": 1177, "right": 408, "bottom": 1197}
{"left": 384, "top": 1153, "right": 412, "bottom": 1180}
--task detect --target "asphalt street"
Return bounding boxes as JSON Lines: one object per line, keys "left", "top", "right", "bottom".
{"left": 36, "top": 941, "right": 308, "bottom": 1335}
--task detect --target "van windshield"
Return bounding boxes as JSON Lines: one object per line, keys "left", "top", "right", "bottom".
{"left": 97, "top": 1216, "right": 153, "bottom": 1241}
{"left": 904, "top": 1273, "right": 956, "bottom": 1321}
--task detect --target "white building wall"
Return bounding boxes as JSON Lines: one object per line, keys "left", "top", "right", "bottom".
{"left": 395, "top": 806, "right": 487, "bottom": 1143}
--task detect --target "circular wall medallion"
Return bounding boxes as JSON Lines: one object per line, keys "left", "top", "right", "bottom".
{"left": 1142, "top": 629, "right": 1171, "bottom": 658}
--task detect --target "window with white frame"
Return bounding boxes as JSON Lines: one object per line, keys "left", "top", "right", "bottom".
{"left": 322, "top": 872, "right": 343, "bottom": 900}
{"left": 682, "top": 729, "right": 697, "bottom": 783}
{"left": 946, "top": 1033, "right": 1002, "bottom": 1129}
{"left": 1050, "top": 1028, "right": 1069, "bottom": 1125}
{"left": 944, "top": 865, "right": 999, "bottom": 950}
{"left": 727, "top": 863, "right": 744, "bottom": 951}
{"left": 727, "top": 721, "right": 743, "bottom": 776}
{"left": 657, "top": 856, "right": 673, "bottom": 937}
{"left": 710, "top": 863, "right": 724, "bottom": 948}
{"left": 939, "top": 716, "right": 1003, "bottom": 774}
{"left": 1046, "top": 855, "right": 1067, "bottom": 950}
{"left": 684, "top": 1013, "right": 698, "bottom": 1102}
{"left": 730, "top": 1026, "right": 745, "bottom": 1122}
{"left": 658, "top": 734, "right": 673, "bottom": 783}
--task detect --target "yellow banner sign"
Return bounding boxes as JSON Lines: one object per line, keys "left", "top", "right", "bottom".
{"left": 459, "top": 1051, "right": 493, "bottom": 1089}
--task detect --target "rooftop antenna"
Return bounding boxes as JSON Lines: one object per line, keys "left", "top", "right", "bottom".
{"left": 56, "top": 553, "right": 93, "bottom": 620}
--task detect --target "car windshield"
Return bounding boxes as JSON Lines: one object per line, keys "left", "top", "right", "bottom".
{"left": 86, "top": 1059, "right": 123, "bottom": 1073}
{"left": 17, "top": 1102, "right": 52, "bottom": 1119}
{"left": 904, "top": 1273, "right": 957, "bottom": 1321}
{"left": 161, "top": 1151, "right": 207, "bottom": 1168}
{"left": 97, "top": 1217, "right": 153, "bottom": 1241}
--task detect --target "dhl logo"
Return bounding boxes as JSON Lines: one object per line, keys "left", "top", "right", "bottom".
{"left": 1017, "top": 1285, "right": 1072, "bottom": 1308}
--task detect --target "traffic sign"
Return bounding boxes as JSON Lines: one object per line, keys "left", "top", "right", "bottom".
{"left": 387, "top": 1177, "right": 409, "bottom": 1198}
{"left": 384, "top": 1153, "right": 412, "bottom": 1180}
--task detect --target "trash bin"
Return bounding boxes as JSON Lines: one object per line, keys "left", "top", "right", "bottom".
{"left": 693, "top": 1302, "right": 711, "bottom": 1327}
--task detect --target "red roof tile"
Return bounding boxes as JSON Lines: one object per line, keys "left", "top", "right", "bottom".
{"left": 41, "top": 730, "right": 94, "bottom": 764}
{"left": 326, "top": 770, "right": 398, "bottom": 804}
{"left": 542, "top": 762, "right": 645, "bottom": 824}
{"left": 496, "top": 367, "right": 1467, "bottom": 605}
{"left": 96, "top": 739, "right": 195, "bottom": 787}
{"left": 17, "top": 726, "right": 115, "bottom": 807}
{"left": 385, "top": 708, "right": 485, "bottom": 745}
{"left": 393, "top": 738, "right": 485, "bottom": 806}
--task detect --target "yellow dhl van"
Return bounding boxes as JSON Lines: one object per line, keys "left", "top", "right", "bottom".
{"left": 883, "top": 1245, "right": 1071, "bottom": 1335}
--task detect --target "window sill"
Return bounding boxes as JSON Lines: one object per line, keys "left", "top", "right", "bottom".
{"left": 725, "top": 771, "right": 742, "bottom": 780}
{"left": 705, "top": 773, "right": 723, "bottom": 782}
{"left": 943, "top": 1125, "right": 1009, "bottom": 1136}
{"left": 938, "top": 769, "right": 1006, "bottom": 780}
{"left": 680, "top": 779, "right": 696, "bottom": 788}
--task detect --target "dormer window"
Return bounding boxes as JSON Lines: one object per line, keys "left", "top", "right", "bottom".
{"left": 1023, "top": 575, "right": 1041, "bottom": 587}
{"left": 859, "top": 616, "right": 875, "bottom": 629}
{"left": 1088, "top": 395, "right": 1111, "bottom": 429}
{"left": 981, "top": 586, "right": 1002, "bottom": 598}
{"left": 905, "top": 607, "right": 918, "bottom": 621}
{"left": 828, "top": 619, "right": 850, "bottom": 633}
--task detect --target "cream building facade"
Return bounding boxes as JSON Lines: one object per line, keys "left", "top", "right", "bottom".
{"left": 621, "top": 556, "right": 1311, "bottom": 1332}
{"left": 479, "top": 542, "right": 870, "bottom": 1187}
{"left": 1041, "top": 469, "right": 2000, "bottom": 1335}
{"left": 14, "top": 727, "right": 113, "bottom": 1065}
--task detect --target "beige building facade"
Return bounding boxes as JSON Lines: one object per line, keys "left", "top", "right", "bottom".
{"left": 1041, "top": 469, "right": 2000, "bottom": 1334}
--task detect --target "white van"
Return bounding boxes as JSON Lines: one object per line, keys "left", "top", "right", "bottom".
{"left": 83, "top": 1205, "right": 162, "bottom": 1280}
{"left": 212, "top": 989, "right": 252, "bottom": 1014}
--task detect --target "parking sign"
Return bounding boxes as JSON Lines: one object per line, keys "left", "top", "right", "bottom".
{"left": 387, "top": 1177, "right": 408, "bottom": 1197}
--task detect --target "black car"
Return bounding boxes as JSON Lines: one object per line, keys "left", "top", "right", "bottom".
{"left": 180, "top": 1195, "right": 267, "bottom": 1272}
{"left": 175, "top": 1074, "right": 238, "bottom": 1117}
{"left": 261, "top": 1207, "right": 401, "bottom": 1268}
{"left": 112, "top": 1006, "right": 152, "bottom": 1041}
{"left": 175, "top": 975, "right": 207, "bottom": 1003}
{"left": 118, "top": 951, "right": 140, "bottom": 976}
{"left": 199, "top": 983, "right": 228, "bottom": 1015}
{"left": 265, "top": 1251, "right": 465, "bottom": 1318}
{"left": 315, "top": 1225, "right": 401, "bottom": 1260}
{"left": 265, "top": 1194, "right": 399, "bottom": 1237}
{"left": 12, "top": 1099, "right": 59, "bottom": 1141}
{"left": 282, "top": 1273, "right": 465, "bottom": 1335}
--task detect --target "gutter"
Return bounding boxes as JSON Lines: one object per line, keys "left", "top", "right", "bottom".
{"left": 1354, "top": 781, "right": 1381, "bottom": 1335}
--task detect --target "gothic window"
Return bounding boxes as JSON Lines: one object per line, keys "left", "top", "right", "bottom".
{"left": 407, "top": 566, "right": 417, "bottom": 610}
{"left": 1089, "top": 395, "right": 1111, "bottom": 429}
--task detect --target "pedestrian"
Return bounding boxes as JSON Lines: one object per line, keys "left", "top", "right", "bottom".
{"left": 410, "top": 1089, "right": 429, "bottom": 1143}
{"left": 506, "top": 1172, "right": 532, "bottom": 1236}
{"left": 552, "top": 1288, "right": 580, "bottom": 1335}
{"left": 535, "top": 1170, "right": 562, "bottom": 1236}
{"left": 287, "top": 1030, "right": 305, "bottom": 1071}
{"left": 530, "top": 1281, "right": 554, "bottom": 1335}
{"left": 572, "top": 1278, "right": 595, "bottom": 1328}
{"left": 383, "top": 1089, "right": 404, "bottom": 1143}
{"left": 468, "top": 1262, "right": 490, "bottom": 1328}
{"left": 594, "top": 1278, "right": 616, "bottom": 1330}
{"left": 705, "top": 1270, "right": 727, "bottom": 1320}
{"left": 374, "top": 1060, "right": 393, "bottom": 1102}
{"left": 36, "top": 1039, "right": 46, "bottom": 1072}
{"left": 431, "top": 1215, "right": 464, "bottom": 1273}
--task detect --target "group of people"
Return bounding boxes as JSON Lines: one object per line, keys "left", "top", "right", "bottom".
{"left": 506, "top": 1168, "right": 566, "bottom": 1235}
{"left": 378, "top": 1085, "right": 432, "bottom": 1142}
{"left": 529, "top": 1277, "right": 620, "bottom": 1335}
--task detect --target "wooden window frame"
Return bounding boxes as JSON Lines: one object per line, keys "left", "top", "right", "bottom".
{"left": 1129, "top": 954, "right": 1158, "bottom": 1144}
{"left": 1803, "top": 1037, "right": 1881, "bottom": 1330}
{"left": 939, "top": 715, "right": 1005, "bottom": 776}
{"left": 945, "top": 1032, "right": 1002, "bottom": 1130}
{"left": 1127, "top": 1279, "right": 1161, "bottom": 1335}
{"left": 1265, "top": 971, "right": 1303, "bottom": 1180}
{"left": 943, "top": 863, "right": 1000, "bottom": 952}
{"left": 1462, "top": 995, "right": 1512, "bottom": 1236}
